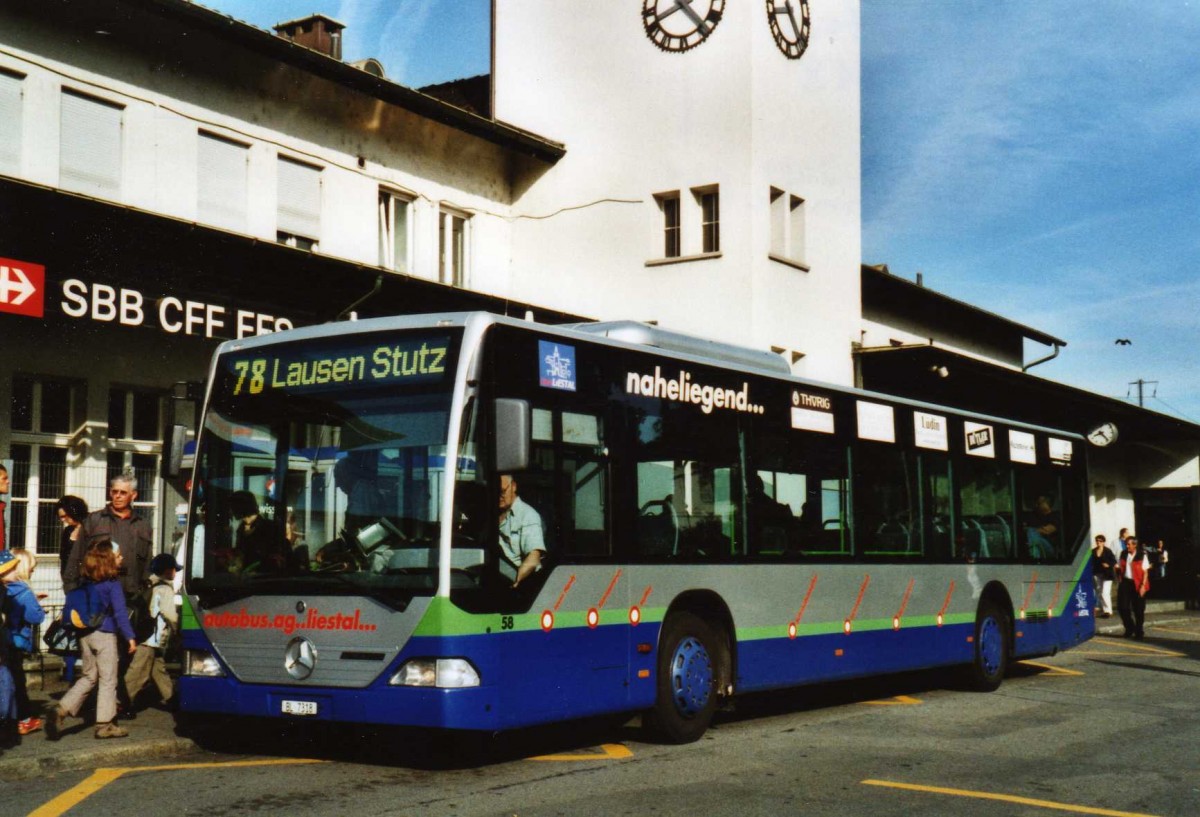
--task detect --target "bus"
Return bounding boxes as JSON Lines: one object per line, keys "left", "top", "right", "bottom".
{"left": 177, "top": 311, "right": 1094, "bottom": 743}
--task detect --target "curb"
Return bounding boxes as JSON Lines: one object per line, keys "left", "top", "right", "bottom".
{"left": 0, "top": 737, "right": 198, "bottom": 781}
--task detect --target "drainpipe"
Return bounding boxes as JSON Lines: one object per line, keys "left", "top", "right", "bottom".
{"left": 1022, "top": 342, "right": 1061, "bottom": 373}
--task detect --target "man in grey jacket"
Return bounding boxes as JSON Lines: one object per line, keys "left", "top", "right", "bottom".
{"left": 64, "top": 474, "right": 152, "bottom": 595}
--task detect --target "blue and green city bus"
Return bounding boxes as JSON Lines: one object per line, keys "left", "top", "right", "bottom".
{"left": 178, "top": 311, "right": 1094, "bottom": 742}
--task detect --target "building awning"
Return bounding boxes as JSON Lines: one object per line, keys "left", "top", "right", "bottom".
{"left": 0, "top": 175, "right": 588, "bottom": 345}
{"left": 857, "top": 345, "right": 1200, "bottom": 444}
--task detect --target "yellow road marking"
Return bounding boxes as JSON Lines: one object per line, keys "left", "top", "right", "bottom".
{"left": 1019, "top": 660, "right": 1085, "bottom": 677}
{"left": 863, "top": 695, "right": 923, "bottom": 706}
{"left": 862, "top": 779, "right": 1162, "bottom": 817}
{"left": 1146, "top": 625, "right": 1198, "bottom": 636}
{"left": 1080, "top": 641, "right": 1185, "bottom": 658}
{"left": 528, "top": 743, "right": 633, "bottom": 761}
{"left": 31, "top": 758, "right": 324, "bottom": 817}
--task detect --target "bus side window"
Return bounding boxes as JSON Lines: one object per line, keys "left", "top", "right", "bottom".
{"left": 921, "top": 455, "right": 953, "bottom": 561}
{"left": 957, "top": 459, "right": 1016, "bottom": 561}
{"left": 524, "top": 407, "right": 610, "bottom": 562}
{"left": 853, "top": 444, "right": 919, "bottom": 558}
{"left": 631, "top": 405, "right": 744, "bottom": 561}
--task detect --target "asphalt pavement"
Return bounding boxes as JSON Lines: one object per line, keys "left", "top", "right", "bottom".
{"left": 0, "top": 599, "right": 1192, "bottom": 782}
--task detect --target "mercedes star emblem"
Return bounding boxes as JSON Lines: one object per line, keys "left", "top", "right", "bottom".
{"left": 284, "top": 637, "right": 317, "bottom": 680}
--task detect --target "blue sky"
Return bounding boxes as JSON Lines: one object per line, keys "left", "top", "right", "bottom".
{"left": 861, "top": 2, "right": 1200, "bottom": 422}
{"left": 199, "top": 1, "right": 1200, "bottom": 421}
{"left": 204, "top": 0, "right": 492, "bottom": 88}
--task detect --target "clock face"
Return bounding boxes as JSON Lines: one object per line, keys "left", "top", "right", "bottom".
{"left": 642, "top": 0, "right": 726, "bottom": 53}
{"left": 766, "top": 0, "right": 812, "bottom": 60}
{"left": 1086, "top": 422, "right": 1119, "bottom": 447}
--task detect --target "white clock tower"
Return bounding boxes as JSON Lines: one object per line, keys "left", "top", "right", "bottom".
{"left": 493, "top": 1, "right": 862, "bottom": 386}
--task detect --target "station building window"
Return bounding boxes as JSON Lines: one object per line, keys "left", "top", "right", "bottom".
{"left": 198, "top": 131, "right": 249, "bottom": 233}
{"left": 438, "top": 206, "right": 469, "bottom": 286}
{"left": 769, "top": 186, "right": 808, "bottom": 270}
{"left": 277, "top": 155, "right": 321, "bottom": 251}
{"left": 379, "top": 188, "right": 413, "bottom": 273}
{"left": 60, "top": 89, "right": 123, "bottom": 200}
{"left": 0, "top": 68, "right": 24, "bottom": 176}
{"left": 654, "top": 191, "right": 682, "bottom": 258}
{"left": 694, "top": 185, "right": 720, "bottom": 254}
{"left": 8, "top": 376, "right": 85, "bottom": 555}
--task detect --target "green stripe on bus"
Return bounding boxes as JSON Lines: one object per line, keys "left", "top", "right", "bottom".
{"left": 181, "top": 593, "right": 199, "bottom": 631}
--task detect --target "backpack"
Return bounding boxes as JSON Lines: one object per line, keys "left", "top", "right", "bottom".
{"left": 62, "top": 581, "right": 108, "bottom": 634}
{"left": 129, "top": 581, "right": 160, "bottom": 643}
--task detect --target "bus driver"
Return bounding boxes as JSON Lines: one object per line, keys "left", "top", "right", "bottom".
{"left": 497, "top": 474, "right": 545, "bottom": 589}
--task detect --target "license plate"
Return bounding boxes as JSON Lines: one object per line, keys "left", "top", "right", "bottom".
{"left": 281, "top": 700, "right": 318, "bottom": 716}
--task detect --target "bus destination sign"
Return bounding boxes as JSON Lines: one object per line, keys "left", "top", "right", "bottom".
{"left": 224, "top": 335, "right": 452, "bottom": 397}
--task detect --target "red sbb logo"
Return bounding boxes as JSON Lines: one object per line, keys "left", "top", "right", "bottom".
{"left": 0, "top": 257, "right": 45, "bottom": 318}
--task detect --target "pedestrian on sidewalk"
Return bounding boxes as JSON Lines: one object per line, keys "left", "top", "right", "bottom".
{"left": 1092, "top": 534, "right": 1117, "bottom": 618}
{"left": 1117, "top": 535, "right": 1151, "bottom": 640}
{"left": 55, "top": 495, "right": 88, "bottom": 685}
{"left": 1155, "top": 539, "right": 1169, "bottom": 581}
{"left": 45, "top": 542, "right": 137, "bottom": 741}
{"left": 124, "top": 554, "right": 180, "bottom": 713}
{"left": 0, "top": 549, "right": 47, "bottom": 736}
{"left": 1117, "top": 527, "right": 1130, "bottom": 554}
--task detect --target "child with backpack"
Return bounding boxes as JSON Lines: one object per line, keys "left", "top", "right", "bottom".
{"left": 0, "top": 549, "right": 47, "bottom": 735}
{"left": 124, "top": 554, "right": 180, "bottom": 712}
{"left": 45, "top": 541, "right": 137, "bottom": 740}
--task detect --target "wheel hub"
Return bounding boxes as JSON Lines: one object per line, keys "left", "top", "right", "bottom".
{"left": 670, "top": 635, "right": 713, "bottom": 716}
{"left": 979, "top": 615, "right": 1003, "bottom": 676}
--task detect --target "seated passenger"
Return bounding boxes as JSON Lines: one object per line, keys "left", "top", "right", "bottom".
{"left": 497, "top": 474, "right": 545, "bottom": 589}
{"left": 748, "top": 474, "right": 795, "bottom": 553}
{"left": 229, "top": 491, "right": 290, "bottom": 572}
{"left": 1024, "top": 494, "right": 1060, "bottom": 559}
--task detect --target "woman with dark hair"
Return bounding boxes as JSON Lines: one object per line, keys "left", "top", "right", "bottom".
{"left": 55, "top": 495, "right": 88, "bottom": 581}
{"left": 55, "top": 495, "right": 88, "bottom": 684}
{"left": 45, "top": 541, "right": 137, "bottom": 741}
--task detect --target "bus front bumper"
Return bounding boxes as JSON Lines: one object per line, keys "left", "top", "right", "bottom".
{"left": 178, "top": 674, "right": 501, "bottom": 731}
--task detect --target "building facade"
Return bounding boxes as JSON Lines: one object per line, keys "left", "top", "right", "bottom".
{"left": 0, "top": 0, "right": 863, "bottom": 603}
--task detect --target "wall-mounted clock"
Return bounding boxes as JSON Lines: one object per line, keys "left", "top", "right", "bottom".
{"left": 642, "top": 0, "right": 726, "bottom": 53}
{"left": 766, "top": 0, "right": 811, "bottom": 60}
{"left": 1086, "top": 422, "right": 1119, "bottom": 447}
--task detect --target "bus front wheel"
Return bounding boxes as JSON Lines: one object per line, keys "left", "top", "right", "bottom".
{"left": 968, "top": 600, "right": 1010, "bottom": 691}
{"left": 646, "top": 612, "right": 720, "bottom": 743}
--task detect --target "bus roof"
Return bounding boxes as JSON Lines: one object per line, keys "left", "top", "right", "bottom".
{"left": 214, "top": 311, "right": 1083, "bottom": 441}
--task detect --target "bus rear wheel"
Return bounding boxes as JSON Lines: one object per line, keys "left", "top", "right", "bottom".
{"left": 646, "top": 612, "right": 720, "bottom": 743}
{"left": 968, "top": 600, "right": 1010, "bottom": 691}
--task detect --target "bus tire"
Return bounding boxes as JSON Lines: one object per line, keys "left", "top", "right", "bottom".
{"left": 968, "top": 600, "right": 1009, "bottom": 692}
{"left": 646, "top": 612, "right": 720, "bottom": 743}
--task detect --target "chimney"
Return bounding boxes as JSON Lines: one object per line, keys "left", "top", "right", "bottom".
{"left": 274, "top": 14, "right": 345, "bottom": 60}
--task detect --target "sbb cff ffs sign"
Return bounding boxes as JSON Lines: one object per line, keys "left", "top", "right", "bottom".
{"left": 0, "top": 257, "right": 45, "bottom": 318}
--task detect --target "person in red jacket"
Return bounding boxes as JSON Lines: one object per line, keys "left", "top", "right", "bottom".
{"left": 1117, "top": 535, "right": 1152, "bottom": 640}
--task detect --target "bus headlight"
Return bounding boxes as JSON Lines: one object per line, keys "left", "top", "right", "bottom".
{"left": 184, "top": 650, "right": 226, "bottom": 677}
{"left": 390, "top": 658, "right": 480, "bottom": 688}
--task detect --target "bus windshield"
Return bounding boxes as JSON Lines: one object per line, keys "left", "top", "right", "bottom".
{"left": 187, "top": 329, "right": 464, "bottom": 607}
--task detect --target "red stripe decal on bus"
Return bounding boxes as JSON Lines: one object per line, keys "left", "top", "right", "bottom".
{"left": 553, "top": 574, "right": 577, "bottom": 612}
{"left": 596, "top": 568, "right": 623, "bottom": 610}
{"left": 1047, "top": 580, "right": 1063, "bottom": 616}
{"left": 639, "top": 585, "right": 653, "bottom": 607}
{"left": 846, "top": 574, "right": 871, "bottom": 626}
{"left": 938, "top": 581, "right": 956, "bottom": 621}
{"left": 793, "top": 574, "right": 819, "bottom": 626}
{"left": 1020, "top": 571, "right": 1039, "bottom": 612}
{"left": 895, "top": 578, "right": 915, "bottom": 622}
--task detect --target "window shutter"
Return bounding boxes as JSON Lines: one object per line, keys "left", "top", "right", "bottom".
{"left": 60, "top": 90, "right": 123, "bottom": 198}
{"left": 198, "top": 133, "right": 249, "bottom": 232}
{"left": 0, "top": 72, "right": 23, "bottom": 175}
{"left": 277, "top": 157, "right": 321, "bottom": 240}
